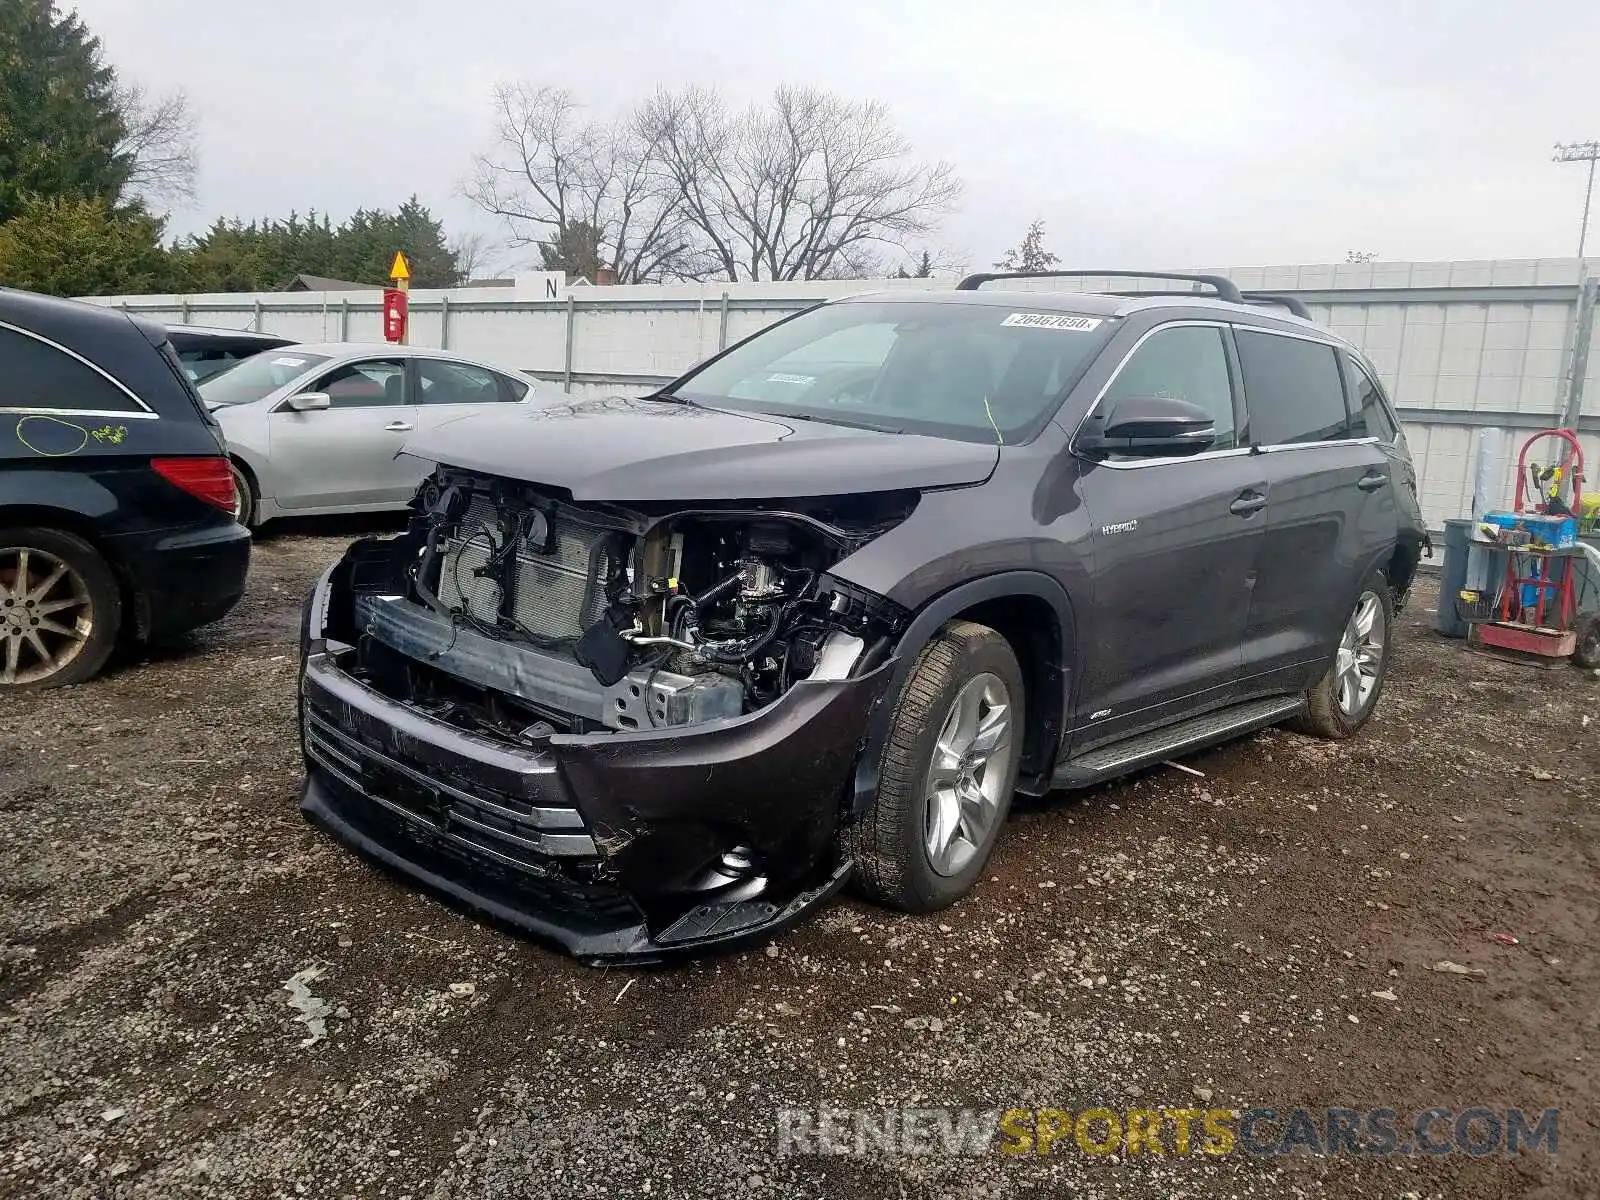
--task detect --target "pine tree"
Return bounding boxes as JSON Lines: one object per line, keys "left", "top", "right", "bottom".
{"left": 0, "top": 195, "right": 174, "bottom": 295}
{"left": 995, "top": 220, "right": 1059, "bottom": 273}
{"left": 0, "top": 0, "right": 132, "bottom": 223}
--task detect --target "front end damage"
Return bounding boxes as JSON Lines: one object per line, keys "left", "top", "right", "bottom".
{"left": 298, "top": 468, "right": 911, "bottom": 961}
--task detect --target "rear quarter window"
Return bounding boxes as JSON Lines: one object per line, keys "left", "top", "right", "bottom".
{"left": 0, "top": 324, "right": 143, "bottom": 414}
{"left": 1344, "top": 356, "right": 1400, "bottom": 443}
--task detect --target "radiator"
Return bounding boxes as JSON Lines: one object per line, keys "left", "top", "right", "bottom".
{"left": 437, "top": 496, "right": 614, "bottom": 642}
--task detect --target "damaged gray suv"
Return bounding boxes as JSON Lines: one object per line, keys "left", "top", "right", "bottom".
{"left": 298, "top": 270, "right": 1428, "bottom": 961}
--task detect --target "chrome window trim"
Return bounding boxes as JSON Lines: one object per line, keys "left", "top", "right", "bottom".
{"left": 0, "top": 405, "right": 159, "bottom": 420}
{"left": 1070, "top": 318, "right": 1365, "bottom": 469}
{"left": 1253, "top": 437, "right": 1381, "bottom": 452}
{"left": 1090, "top": 446, "right": 1257, "bottom": 470}
{"left": 0, "top": 318, "right": 154, "bottom": 414}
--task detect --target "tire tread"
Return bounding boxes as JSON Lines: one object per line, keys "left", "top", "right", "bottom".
{"left": 849, "top": 621, "right": 1018, "bottom": 910}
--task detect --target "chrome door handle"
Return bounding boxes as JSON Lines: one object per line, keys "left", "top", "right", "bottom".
{"left": 1229, "top": 492, "right": 1267, "bottom": 517}
{"left": 385, "top": 420, "right": 415, "bottom": 432}
{"left": 1357, "top": 473, "right": 1388, "bottom": 492}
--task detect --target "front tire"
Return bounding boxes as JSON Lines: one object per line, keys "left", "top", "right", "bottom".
{"left": 229, "top": 460, "right": 258, "bottom": 529}
{"left": 848, "top": 621, "right": 1024, "bottom": 913}
{"left": 0, "top": 527, "right": 122, "bottom": 689}
{"left": 1294, "top": 572, "right": 1393, "bottom": 738}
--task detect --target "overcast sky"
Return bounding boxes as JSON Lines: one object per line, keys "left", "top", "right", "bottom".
{"left": 73, "top": 0, "right": 1600, "bottom": 273}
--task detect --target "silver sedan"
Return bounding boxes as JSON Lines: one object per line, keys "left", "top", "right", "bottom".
{"left": 200, "top": 343, "right": 544, "bottom": 527}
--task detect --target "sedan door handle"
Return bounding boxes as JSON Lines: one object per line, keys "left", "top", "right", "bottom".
{"left": 385, "top": 420, "right": 415, "bottom": 432}
{"left": 1357, "top": 473, "right": 1389, "bottom": 492}
{"left": 1229, "top": 492, "right": 1268, "bottom": 517}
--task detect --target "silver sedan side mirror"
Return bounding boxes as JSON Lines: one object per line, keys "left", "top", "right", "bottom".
{"left": 286, "top": 391, "right": 331, "bottom": 412}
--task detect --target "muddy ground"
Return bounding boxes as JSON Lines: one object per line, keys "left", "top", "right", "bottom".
{"left": 1, "top": 524, "right": 1597, "bottom": 1200}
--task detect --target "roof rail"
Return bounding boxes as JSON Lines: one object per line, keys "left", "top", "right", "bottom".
{"left": 954, "top": 269, "right": 1244, "bottom": 305}
{"left": 1239, "top": 292, "right": 1313, "bottom": 320}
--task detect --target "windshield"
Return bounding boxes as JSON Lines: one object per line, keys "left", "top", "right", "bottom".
{"left": 198, "top": 350, "right": 330, "bottom": 406}
{"left": 673, "top": 300, "right": 1112, "bottom": 442}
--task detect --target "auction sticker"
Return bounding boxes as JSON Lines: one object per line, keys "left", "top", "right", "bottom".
{"left": 1001, "top": 313, "right": 1102, "bottom": 331}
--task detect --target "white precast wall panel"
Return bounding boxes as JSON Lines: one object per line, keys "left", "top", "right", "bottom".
{"left": 87, "top": 261, "right": 1599, "bottom": 528}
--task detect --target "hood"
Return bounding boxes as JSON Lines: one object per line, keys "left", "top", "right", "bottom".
{"left": 400, "top": 395, "right": 999, "bottom": 501}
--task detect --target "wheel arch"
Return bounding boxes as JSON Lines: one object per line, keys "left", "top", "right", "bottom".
{"left": 850, "top": 570, "right": 1077, "bottom": 816}
{"left": 0, "top": 503, "right": 142, "bottom": 640}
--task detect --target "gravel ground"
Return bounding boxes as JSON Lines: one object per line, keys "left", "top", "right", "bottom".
{"left": 1, "top": 524, "right": 1596, "bottom": 1199}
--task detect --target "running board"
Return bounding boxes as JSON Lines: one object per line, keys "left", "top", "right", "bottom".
{"left": 1049, "top": 695, "right": 1305, "bottom": 789}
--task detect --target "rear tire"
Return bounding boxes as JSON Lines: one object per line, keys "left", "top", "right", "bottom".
{"left": 1573, "top": 613, "right": 1600, "bottom": 669}
{"left": 848, "top": 621, "right": 1024, "bottom": 913}
{"left": 0, "top": 526, "right": 121, "bottom": 689}
{"left": 1293, "top": 571, "right": 1393, "bottom": 739}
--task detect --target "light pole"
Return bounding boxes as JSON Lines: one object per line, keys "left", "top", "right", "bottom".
{"left": 1554, "top": 140, "right": 1600, "bottom": 261}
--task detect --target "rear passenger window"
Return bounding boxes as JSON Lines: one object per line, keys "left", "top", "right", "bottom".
{"left": 0, "top": 325, "right": 140, "bottom": 412}
{"left": 1100, "top": 325, "right": 1236, "bottom": 450}
{"left": 1345, "top": 358, "right": 1399, "bottom": 443}
{"left": 1235, "top": 331, "right": 1350, "bottom": 446}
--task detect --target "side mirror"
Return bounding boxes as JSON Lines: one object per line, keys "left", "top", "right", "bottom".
{"left": 286, "top": 391, "right": 331, "bottom": 412}
{"left": 1077, "top": 395, "right": 1215, "bottom": 458}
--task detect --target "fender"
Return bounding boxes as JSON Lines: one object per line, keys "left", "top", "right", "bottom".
{"left": 226, "top": 443, "right": 272, "bottom": 507}
{"left": 848, "top": 569, "right": 1078, "bottom": 817}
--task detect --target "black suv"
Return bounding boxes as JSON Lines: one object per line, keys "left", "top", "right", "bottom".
{"left": 298, "top": 270, "right": 1427, "bottom": 961}
{"left": 1, "top": 288, "right": 250, "bottom": 688}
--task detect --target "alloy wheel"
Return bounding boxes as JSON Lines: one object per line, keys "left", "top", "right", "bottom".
{"left": 0, "top": 547, "right": 94, "bottom": 685}
{"left": 1334, "top": 590, "right": 1385, "bottom": 718}
{"left": 923, "top": 672, "right": 1014, "bottom": 877}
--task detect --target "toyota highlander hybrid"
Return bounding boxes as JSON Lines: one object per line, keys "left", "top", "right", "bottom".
{"left": 296, "top": 270, "right": 1428, "bottom": 961}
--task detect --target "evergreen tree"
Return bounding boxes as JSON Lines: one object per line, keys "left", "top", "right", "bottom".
{"left": 538, "top": 221, "right": 603, "bottom": 281}
{"left": 173, "top": 199, "right": 463, "bottom": 291}
{"left": 995, "top": 220, "right": 1059, "bottom": 273}
{"left": 0, "top": 195, "right": 174, "bottom": 295}
{"left": 0, "top": 0, "right": 132, "bottom": 223}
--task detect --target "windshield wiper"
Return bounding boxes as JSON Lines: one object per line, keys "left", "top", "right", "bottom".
{"left": 642, "top": 389, "right": 695, "bottom": 405}
{"left": 769, "top": 409, "right": 907, "bottom": 434}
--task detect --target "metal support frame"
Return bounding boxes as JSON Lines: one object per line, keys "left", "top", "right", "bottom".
{"left": 439, "top": 296, "right": 452, "bottom": 350}
{"left": 1559, "top": 277, "right": 1596, "bottom": 430}
{"left": 562, "top": 293, "right": 576, "bottom": 393}
{"left": 718, "top": 291, "right": 731, "bottom": 350}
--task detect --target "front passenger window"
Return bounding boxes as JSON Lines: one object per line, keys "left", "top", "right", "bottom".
{"left": 315, "top": 359, "right": 406, "bottom": 408}
{"left": 1099, "top": 326, "right": 1236, "bottom": 450}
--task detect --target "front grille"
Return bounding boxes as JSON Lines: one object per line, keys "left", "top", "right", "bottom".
{"left": 302, "top": 705, "right": 598, "bottom": 869}
{"left": 436, "top": 496, "right": 613, "bottom": 641}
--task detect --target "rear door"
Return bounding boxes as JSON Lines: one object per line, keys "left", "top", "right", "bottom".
{"left": 411, "top": 357, "right": 529, "bottom": 440}
{"left": 267, "top": 357, "right": 419, "bottom": 510}
{"left": 1074, "top": 322, "right": 1268, "bottom": 747}
{"left": 1234, "top": 327, "right": 1394, "bottom": 694}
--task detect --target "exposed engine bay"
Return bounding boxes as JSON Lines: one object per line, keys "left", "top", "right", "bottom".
{"left": 334, "top": 468, "right": 912, "bottom": 746}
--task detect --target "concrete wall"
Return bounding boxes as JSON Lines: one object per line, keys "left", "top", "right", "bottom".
{"left": 88, "top": 262, "right": 1600, "bottom": 530}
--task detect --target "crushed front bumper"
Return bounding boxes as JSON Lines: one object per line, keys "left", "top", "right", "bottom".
{"left": 297, "top": 568, "right": 894, "bottom": 962}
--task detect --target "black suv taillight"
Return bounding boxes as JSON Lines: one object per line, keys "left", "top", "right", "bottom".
{"left": 151, "top": 456, "right": 236, "bottom": 512}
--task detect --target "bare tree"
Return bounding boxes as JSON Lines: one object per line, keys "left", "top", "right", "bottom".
{"left": 465, "top": 84, "right": 696, "bottom": 282}
{"left": 448, "top": 229, "right": 503, "bottom": 281}
{"left": 114, "top": 82, "right": 199, "bottom": 209}
{"left": 637, "top": 85, "right": 959, "bottom": 281}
